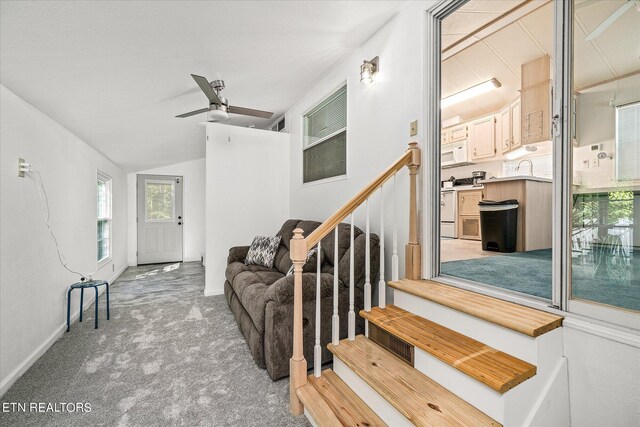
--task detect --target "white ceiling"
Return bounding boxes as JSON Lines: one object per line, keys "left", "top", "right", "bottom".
{"left": 442, "top": 0, "right": 640, "bottom": 122}
{"left": 0, "top": 1, "right": 405, "bottom": 172}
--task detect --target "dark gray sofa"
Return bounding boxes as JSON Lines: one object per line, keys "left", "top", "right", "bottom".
{"left": 224, "top": 219, "right": 380, "bottom": 380}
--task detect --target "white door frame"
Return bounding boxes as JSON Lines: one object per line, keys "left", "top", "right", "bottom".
{"left": 137, "top": 174, "right": 184, "bottom": 265}
{"left": 421, "top": 0, "right": 561, "bottom": 312}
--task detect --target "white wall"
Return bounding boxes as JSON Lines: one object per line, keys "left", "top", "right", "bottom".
{"left": 286, "top": 1, "right": 436, "bottom": 302}
{"left": 205, "top": 123, "right": 290, "bottom": 296}
{"left": 574, "top": 74, "right": 640, "bottom": 189}
{"left": 127, "top": 158, "right": 206, "bottom": 266}
{"left": 0, "top": 85, "right": 128, "bottom": 396}
{"left": 563, "top": 324, "right": 640, "bottom": 426}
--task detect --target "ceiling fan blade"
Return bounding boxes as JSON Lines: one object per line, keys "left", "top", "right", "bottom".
{"left": 228, "top": 105, "right": 273, "bottom": 119}
{"left": 191, "top": 74, "right": 221, "bottom": 105}
{"left": 175, "top": 107, "right": 210, "bottom": 118}
{"left": 585, "top": 0, "right": 634, "bottom": 41}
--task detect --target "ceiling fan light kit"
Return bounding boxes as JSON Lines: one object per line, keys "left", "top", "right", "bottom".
{"left": 176, "top": 74, "right": 274, "bottom": 122}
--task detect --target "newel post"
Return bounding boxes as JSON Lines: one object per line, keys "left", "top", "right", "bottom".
{"left": 406, "top": 141, "right": 422, "bottom": 280}
{"left": 289, "top": 228, "right": 307, "bottom": 415}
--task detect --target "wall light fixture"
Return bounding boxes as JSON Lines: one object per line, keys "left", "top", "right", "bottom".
{"left": 360, "top": 56, "right": 379, "bottom": 84}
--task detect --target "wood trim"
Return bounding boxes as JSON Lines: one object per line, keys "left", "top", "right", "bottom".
{"left": 575, "top": 70, "right": 640, "bottom": 93}
{"left": 305, "top": 145, "right": 416, "bottom": 249}
{"left": 289, "top": 228, "right": 307, "bottom": 415}
{"left": 388, "top": 279, "right": 563, "bottom": 337}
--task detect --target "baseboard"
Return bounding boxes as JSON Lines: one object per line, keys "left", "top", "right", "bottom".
{"left": 0, "top": 266, "right": 127, "bottom": 397}
{"left": 204, "top": 288, "right": 224, "bottom": 297}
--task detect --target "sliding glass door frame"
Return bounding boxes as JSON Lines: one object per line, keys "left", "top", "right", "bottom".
{"left": 424, "top": 0, "right": 640, "bottom": 331}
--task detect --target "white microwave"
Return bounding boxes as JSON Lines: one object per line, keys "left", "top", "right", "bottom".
{"left": 442, "top": 141, "right": 470, "bottom": 168}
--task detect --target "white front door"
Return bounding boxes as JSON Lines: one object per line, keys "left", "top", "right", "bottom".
{"left": 137, "top": 174, "right": 184, "bottom": 265}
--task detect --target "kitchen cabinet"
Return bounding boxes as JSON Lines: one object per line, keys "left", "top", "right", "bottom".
{"left": 458, "top": 189, "right": 484, "bottom": 240}
{"left": 500, "top": 98, "right": 521, "bottom": 154}
{"left": 449, "top": 124, "right": 468, "bottom": 142}
{"left": 441, "top": 128, "right": 450, "bottom": 145}
{"left": 520, "top": 55, "right": 552, "bottom": 145}
{"left": 470, "top": 115, "right": 496, "bottom": 160}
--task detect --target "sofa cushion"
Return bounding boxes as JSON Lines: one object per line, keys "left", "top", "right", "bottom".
{"left": 229, "top": 266, "right": 285, "bottom": 334}
{"left": 274, "top": 220, "right": 322, "bottom": 275}
{"left": 245, "top": 235, "right": 281, "bottom": 268}
{"left": 225, "top": 262, "right": 275, "bottom": 284}
{"left": 320, "top": 223, "right": 363, "bottom": 266}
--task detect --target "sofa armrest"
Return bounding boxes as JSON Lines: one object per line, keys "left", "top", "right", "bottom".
{"left": 227, "top": 246, "right": 251, "bottom": 265}
{"left": 264, "top": 273, "right": 336, "bottom": 305}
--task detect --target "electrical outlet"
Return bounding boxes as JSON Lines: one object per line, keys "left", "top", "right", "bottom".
{"left": 18, "top": 157, "right": 25, "bottom": 177}
{"left": 409, "top": 120, "right": 418, "bottom": 137}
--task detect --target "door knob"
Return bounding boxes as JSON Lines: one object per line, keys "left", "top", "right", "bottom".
{"left": 178, "top": 216, "right": 182, "bottom": 219}
{"left": 178, "top": 222, "right": 182, "bottom": 225}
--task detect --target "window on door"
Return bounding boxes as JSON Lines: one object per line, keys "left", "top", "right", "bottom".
{"left": 302, "top": 84, "right": 347, "bottom": 183}
{"left": 570, "top": 1, "right": 639, "bottom": 316}
{"left": 97, "top": 172, "right": 112, "bottom": 265}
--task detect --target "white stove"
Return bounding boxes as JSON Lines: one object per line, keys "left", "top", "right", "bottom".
{"left": 440, "top": 185, "right": 484, "bottom": 238}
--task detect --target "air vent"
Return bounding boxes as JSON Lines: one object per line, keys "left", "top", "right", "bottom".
{"left": 369, "top": 323, "right": 414, "bottom": 366}
{"left": 271, "top": 116, "right": 286, "bottom": 132}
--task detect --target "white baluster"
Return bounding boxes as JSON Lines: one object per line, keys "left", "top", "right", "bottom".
{"left": 392, "top": 174, "right": 399, "bottom": 281}
{"left": 348, "top": 212, "right": 355, "bottom": 341}
{"left": 332, "top": 226, "right": 340, "bottom": 345}
{"left": 314, "top": 241, "right": 322, "bottom": 377}
{"left": 379, "top": 185, "right": 386, "bottom": 308}
{"left": 364, "top": 199, "right": 371, "bottom": 336}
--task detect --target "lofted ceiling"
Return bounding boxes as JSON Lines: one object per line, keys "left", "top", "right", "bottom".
{"left": 0, "top": 1, "right": 405, "bottom": 172}
{"left": 441, "top": 0, "right": 640, "bottom": 122}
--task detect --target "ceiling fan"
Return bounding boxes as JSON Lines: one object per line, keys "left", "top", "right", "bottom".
{"left": 176, "top": 74, "right": 273, "bottom": 122}
{"left": 579, "top": 0, "right": 639, "bottom": 41}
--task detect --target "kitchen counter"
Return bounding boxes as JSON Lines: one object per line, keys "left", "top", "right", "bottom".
{"left": 479, "top": 175, "right": 552, "bottom": 184}
{"left": 481, "top": 177, "right": 552, "bottom": 252}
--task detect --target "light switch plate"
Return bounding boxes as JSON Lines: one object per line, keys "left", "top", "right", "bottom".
{"left": 18, "top": 157, "right": 25, "bottom": 177}
{"left": 409, "top": 120, "right": 418, "bottom": 137}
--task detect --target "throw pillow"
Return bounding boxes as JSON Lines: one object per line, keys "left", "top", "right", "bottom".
{"left": 245, "top": 236, "right": 282, "bottom": 268}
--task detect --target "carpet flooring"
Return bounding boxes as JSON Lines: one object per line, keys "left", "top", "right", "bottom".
{"left": 442, "top": 249, "right": 640, "bottom": 311}
{"left": 0, "top": 262, "right": 309, "bottom": 427}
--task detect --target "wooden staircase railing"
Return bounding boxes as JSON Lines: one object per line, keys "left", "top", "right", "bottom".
{"left": 289, "top": 142, "right": 421, "bottom": 415}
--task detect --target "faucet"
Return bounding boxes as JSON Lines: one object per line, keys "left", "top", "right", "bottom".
{"left": 516, "top": 159, "right": 533, "bottom": 176}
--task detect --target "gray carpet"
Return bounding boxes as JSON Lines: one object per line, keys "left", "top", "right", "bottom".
{"left": 0, "top": 262, "right": 310, "bottom": 427}
{"left": 442, "top": 249, "right": 640, "bottom": 311}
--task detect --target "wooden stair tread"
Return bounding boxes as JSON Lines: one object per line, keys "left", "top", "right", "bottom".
{"left": 361, "top": 305, "right": 536, "bottom": 393}
{"left": 388, "top": 279, "right": 563, "bottom": 337}
{"left": 296, "top": 382, "right": 343, "bottom": 427}
{"left": 306, "top": 369, "right": 387, "bottom": 427}
{"left": 329, "top": 335, "right": 501, "bottom": 427}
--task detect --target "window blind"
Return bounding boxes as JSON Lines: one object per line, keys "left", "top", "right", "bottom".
{"left": 304, "top": 86, "right": 347, "bottom": 147}
{"left": 616, "top": 102, "right": 640, "bottom": 181}
{"left": 303, "top": 131, "right": 347, "bottom": 183}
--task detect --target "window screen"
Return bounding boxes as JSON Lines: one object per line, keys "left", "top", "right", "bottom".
{"left": 303, "top": 85, "right": 347, "bottom": 183}
{"left": 616, "top": 102, "right": 640, "bottom": 181}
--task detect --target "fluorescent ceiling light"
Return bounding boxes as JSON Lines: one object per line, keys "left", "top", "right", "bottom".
{"left": 442, "top": 78, "right": 501, "bottom": 109}
{"left": 505, "top": 145, "right": 538, "bottom": 160}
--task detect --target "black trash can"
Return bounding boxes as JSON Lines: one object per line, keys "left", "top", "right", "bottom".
{"left": 479, "top": 199, "right": 519, "bottom": 253}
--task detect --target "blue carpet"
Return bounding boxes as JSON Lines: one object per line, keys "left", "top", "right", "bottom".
{"left": 442, "top": 249, "right": 640, "bottom": 311}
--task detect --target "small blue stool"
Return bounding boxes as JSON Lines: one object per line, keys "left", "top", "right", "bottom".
{"left": 66, "top": 280, "right": 110, "bottom": 331}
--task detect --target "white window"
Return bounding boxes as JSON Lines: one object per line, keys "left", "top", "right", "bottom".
{"left": 303, "top": 85, "right": 347, "bottom": 183}
{"left": 616, "top": 101, "right": 640, "bottom": 181}
{"left": 97, "top": 172, "right": 112, "bottom": 266}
